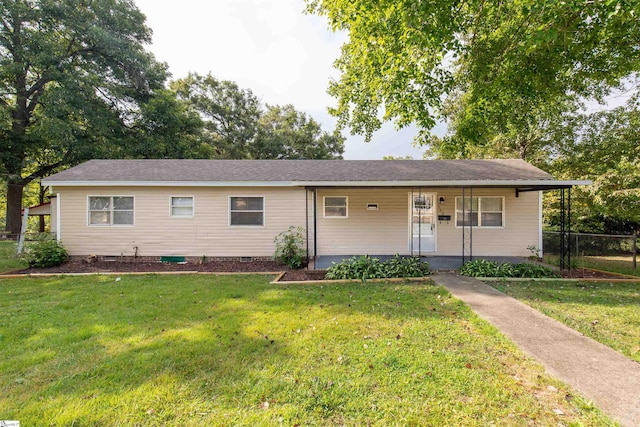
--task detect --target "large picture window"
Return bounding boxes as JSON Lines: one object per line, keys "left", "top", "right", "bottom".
{"left": 88, "top": 196, "right": 134, "bottom": 226}
{"left": 170, "top": 196, "right": 194, "bottom": 217}
{"left": 455, "top": 196, "right": 504, "bottom": 227}
{"left": 230, "top": 196, "right": 264, "bottom": 226}
{"left": 324, "top": 196, "right": 348, "bottom": 218}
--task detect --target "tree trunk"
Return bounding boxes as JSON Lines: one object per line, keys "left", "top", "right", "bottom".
{"left": 39, "top": 185, "right": 47, "bottom": 233}
{"left": 5, "top": 179, "right": 25, "bottom": 236}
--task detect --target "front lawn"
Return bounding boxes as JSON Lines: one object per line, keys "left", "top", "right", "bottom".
{"left": 491, "top": 280, "right": 640, "bottom": 363}
{"left": 544, "top": 254, "right": 639, "bottom": 277}
{"left": 1, "top": 274, "right": 613, "bottom": 426}
{"left": 0, "top": 240, "right": 26, "bottom": 273}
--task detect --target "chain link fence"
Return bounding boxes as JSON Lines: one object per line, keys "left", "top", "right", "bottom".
{"left": 543, "top": 231, "right": 638, "bottom": 270}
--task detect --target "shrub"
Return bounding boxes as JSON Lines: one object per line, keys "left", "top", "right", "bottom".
{"left": 273, "top": 226, "right": 306, "bottom": 269}
{"left": 325, "top": 254, "right": 430, "bottom": 281}
{"left": 25, "top": 237, "right": 68, "bottom": 267}
{"left": 325, "top": 255, "right": 386, "bottom": 281}
{"left": 459, "top": 259, "right": 499, "bottom": 277}
{"left": 459, "top": 259, "right": 558, "bottom": 278}
{"left": 383, "top": 254, "right": 431, "bottom": 277}
{"left": 511, "top": 263, "right": 559, "bottom": 278}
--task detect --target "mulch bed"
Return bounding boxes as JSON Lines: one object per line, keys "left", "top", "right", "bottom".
{"left": 13, "top": 259, "right": 329, "bottom": 281}
{"left": 15, "top": 259, "right": 289, "bottom": 275}
{"left": 8, "top": 260, "right": 633, "bottom": 281}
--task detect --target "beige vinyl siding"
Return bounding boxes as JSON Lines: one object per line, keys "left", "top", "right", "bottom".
{"left": 435, "top": 188, "right": 540, "bottom": 257}
{"left": 56, "top": 186, "right": 307, "bottom": 257}
{"left": 316, "top": 187, "right": 540, "bottom": 257}
{"left": 316, "top": 188, "right": 409, "bottom": 255}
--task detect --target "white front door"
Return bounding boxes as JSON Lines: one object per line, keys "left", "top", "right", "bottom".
{"left": 410, "top": 193, "right": 436, "bottom": 253}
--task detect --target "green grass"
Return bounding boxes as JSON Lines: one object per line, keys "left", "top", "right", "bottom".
{"left": 0, "top": 240, "right": 26, "bottom": 273}
{"left": 0, "top": 274, "right": 615, "bottom": 426}
{"left": 492, "top": 280, "right": 640, "bottom": 363}
{"left": 544, "top": 254, "right": 639, "bottom": 277}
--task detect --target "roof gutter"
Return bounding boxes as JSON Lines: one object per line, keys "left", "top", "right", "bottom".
{"left": 43, "top": 179, "right": 591, "bottom": 188}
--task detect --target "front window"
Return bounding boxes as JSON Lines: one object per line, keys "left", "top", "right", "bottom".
{"left": 89, "top": 196, "right": 134, "bottom": 226}
{"left": 230, "top": 196, "right": 264, "bottom": 226}
{"left": 324, "top": 196, "right": 348, "bottom": 217}
{"left": 171, "top": 196, "right": 194, "bottom": 217}
{"left": 455, "top": 196, "right": 504, "bottom": 227}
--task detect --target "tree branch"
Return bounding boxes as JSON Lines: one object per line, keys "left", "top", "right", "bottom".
{"left": 22, "top": 159, "right": 66, "bottom": 185}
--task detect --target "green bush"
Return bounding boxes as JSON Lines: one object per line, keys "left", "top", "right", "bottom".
{"left": 383, "top": 254, "right": 431, "bottom": 278}
{"left": 325, "top": 254, "right": 430, "bottom": 281}
{"left": 459, "top": 259, "right": 499, "bottom": 277}
{"left": 511, "top": 263, "right": 559, "bottom": 278}
{"left": 273, "top": 226, "right": 306, "bottom": 269}
{"left": 25, "top": 238, "right": 68, "bottom": 268}
{"left": 459, "top": 259, "right": 558, "bottom": 278}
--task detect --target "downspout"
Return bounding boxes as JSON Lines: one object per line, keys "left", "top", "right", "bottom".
{"left": 56, "top": 192, "right": 61, "bottom": 242}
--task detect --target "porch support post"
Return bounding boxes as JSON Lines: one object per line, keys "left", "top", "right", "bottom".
{"left": 462, "top": 188, "right": 466, "bottom": 264}
{"left": 461, "top": 187, "right": 474, "bottom": 265}
{"left": 305, "top": 187, "right": 309, "bottom": 270}
{"left": 411, "top": 188, "right": 414, "bottom": 257}
{"left": 313, "top": 188, "right": 318, "bottom": 270}
{"left": 560, "top": 188, "right": 565, "bottom": 270}
{"left": 568, "top": 187, "right": 572, "bottom": 270}
{"left": 470, "top": 187, "right": 473, "bottom": 261}
{"left": 418, "top": 187, "right": 422, "bottom": 257}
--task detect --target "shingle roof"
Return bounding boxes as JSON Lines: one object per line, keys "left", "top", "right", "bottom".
{"left": 44, "top": 159, "right": 557, "bottom": 185}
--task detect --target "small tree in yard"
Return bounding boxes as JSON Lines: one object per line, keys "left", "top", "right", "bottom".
{"left": 273, "top": 226, "right": 306, "bottom": 269}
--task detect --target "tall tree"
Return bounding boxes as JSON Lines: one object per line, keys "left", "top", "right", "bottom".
{"left": 547, "top": 103, "right": 640, "bottom": 232}
{"left": 307, "top": 0, "right": 640, "bottom": 143}
{"left": 0, "top": 0, "right": 166, "bottom": 234}
{"left": 170, "top": 73, "right": 261, "bottom": 159}
{"left": 251, "top": 104, "right": 344, "bottom": 159}
{"left": 127, "top": 89, "right": 206, "bottom": 159}
{"left": 172, "top": 73, "right": 345, "bottom": 160}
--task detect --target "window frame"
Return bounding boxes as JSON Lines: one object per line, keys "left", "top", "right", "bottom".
{"left": 87, "top": 195, "right": 135, "bottom": 227}
{"left": 228, "top": 196, "right": 265, "bottom": 227}
{"left": 454, "top": 196, "right": 505, "bottom": 228}
{"left": 323, "top": 196, "right": 348, "bottom": 218}
{"left": 170, "top": 196, "right": 195, "bottom": 218}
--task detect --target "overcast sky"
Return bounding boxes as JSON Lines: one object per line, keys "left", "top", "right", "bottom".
{"left": 134, "top": 0, "right": 440, "bottom": 159}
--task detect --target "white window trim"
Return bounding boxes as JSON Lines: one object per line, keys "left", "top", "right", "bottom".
{"left": 170, "top": 195, "right": 195, "bottom": 218}
{"left": 323, "top": 196, "right": 348, "bottom": 218}
{"left": 228, "top": 195, "right": 265, "bottom": 227}
{"left": 87, "top": 195, "right": 135, "bottom": 227}
{"left": 454, "top": 196, "right": 505, "bottom": 228}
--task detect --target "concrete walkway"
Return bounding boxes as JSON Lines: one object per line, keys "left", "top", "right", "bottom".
{"left": 432, "top": 273, "right": 640, "bottom": 427}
